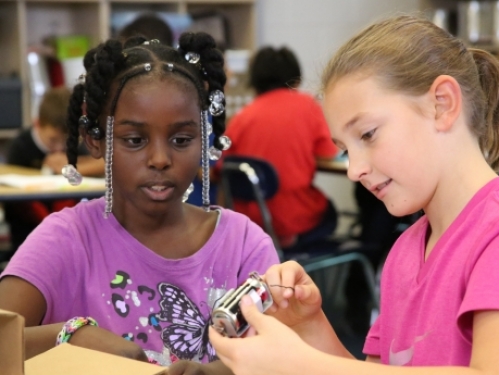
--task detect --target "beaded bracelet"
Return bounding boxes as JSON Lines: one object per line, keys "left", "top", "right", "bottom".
{"left": 55, "top": 316, "right": 98, "bottom": 346}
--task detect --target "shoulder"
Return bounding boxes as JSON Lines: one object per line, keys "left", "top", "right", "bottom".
{"left": 216, "top": 207, "right": 256, "bottom": 227}
{"left": 7, "top": 129, "right": 41, "bottom": 165}
{"left": 8, "top": 197, "right": 108, "bottom": 270}
{"left": 457, "top": 178, "right": 499, "bottom": 237}
{"left": 457, "top": 178, "right": 499, "bottom": 257}
{"left": 13, "top": 128, "right": 32, "bottom": 142}
{"left": 37, "top": 197, "right": 106, "bottom": 231}
{"left": 5, "top": 199, "right": 105, "bottom": 259}
{"left": 217, "top": 206, "right": 257, "bottom": 225}
{"left": 215, "top": 207, "right": 273, "bottom": 243}
{"left": 280, "top": 89, "right": 319, "bottom": 104}
{"left": 8, "top": 129, "right": 34, "bottom": 152}
{"left": 476, "top": 178, "right": 499, "bottom": 210}
{"left": 213, "top": 207, "right": 279, "bottom": 266}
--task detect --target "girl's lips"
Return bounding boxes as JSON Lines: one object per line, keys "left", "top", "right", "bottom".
{"left": 141, "top": 186, "right": 174, "bottom": 201}
{"left": 373, "top": 179, "right": 391, "bottom": 199}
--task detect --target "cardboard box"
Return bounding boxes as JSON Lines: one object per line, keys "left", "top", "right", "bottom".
{"left": 0, "top": 309, "right": 24, "bottom": 375}
{"left": 0, "top": 309, "right": 167, "bottom": 375}
{"left": 25, "top": 344, "right": 168, "bottom": 375}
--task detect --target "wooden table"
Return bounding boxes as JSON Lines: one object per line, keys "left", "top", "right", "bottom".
{"left": 0, "top": 165, "right": 106, "bottom": 202}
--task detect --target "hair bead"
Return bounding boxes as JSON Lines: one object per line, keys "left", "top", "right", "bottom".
{"left": 185, "top": 52, "right": 201, "bottom": 64}
{"left": 61, "top": 164, "right": 83, "bottom": 186}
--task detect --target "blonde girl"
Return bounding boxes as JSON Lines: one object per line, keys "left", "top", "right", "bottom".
{"left": 210, "top": 15, "right": 499, "bottom": 375}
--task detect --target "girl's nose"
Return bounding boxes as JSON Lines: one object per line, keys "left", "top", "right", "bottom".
{"left": 346, "top": 150, "right": 371, "bottom": 182}
{"left": 147, "top": 140, "right": 172, "bottom": 170}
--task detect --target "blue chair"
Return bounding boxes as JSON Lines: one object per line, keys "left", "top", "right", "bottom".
{"left": 220, "top": 155, "right": 379, "bottom": 319}
{"left": 220, "top": 155, "right": 282, "bottom": 257}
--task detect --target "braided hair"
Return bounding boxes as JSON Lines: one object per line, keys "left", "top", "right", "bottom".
{"left": 66, "top": 32, "right": 227, "bottom": 169}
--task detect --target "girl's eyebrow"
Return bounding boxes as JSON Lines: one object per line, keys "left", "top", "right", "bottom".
{"left": 116, "top": 119, "right": 144, "bottom": 127}
{"left": 333, "top": 112, "right": 379, "bottom": 146}
{"left": 343, "top": 112, "right": 368, "bottom": 130}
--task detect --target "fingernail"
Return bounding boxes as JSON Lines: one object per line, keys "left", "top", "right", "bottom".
{"left": 240, "top": 295, "right": 253, "bottom": 306}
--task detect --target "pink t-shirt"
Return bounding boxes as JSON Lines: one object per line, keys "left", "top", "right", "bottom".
{"left": 364, "top": 177, "right": 499, "bottom": 366}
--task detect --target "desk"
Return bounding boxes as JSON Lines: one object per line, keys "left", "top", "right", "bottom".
{"left": 0, "top": 165, "right": 106, "bottom": 202}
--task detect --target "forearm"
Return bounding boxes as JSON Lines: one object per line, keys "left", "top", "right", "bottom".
{"left": 24, "top": 323, "right": 63, "bottom": 359}
{"left": 292, "top": 310, "right": 354, "bottom": 358}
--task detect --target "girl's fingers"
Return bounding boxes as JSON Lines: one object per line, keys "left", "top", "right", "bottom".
{"left": 209, "top": 326, "right": 232, "bottom": 359}
{"left": 280, "top": 261, "right": 303, "bottom": 287}
{"left": 245, "top": 325, "right": 257, "bottom": 337}
{"left": 239, "top": 295, "right": 268, "bottom": 332}
{"left": 265, "top": 265, "right": 288, "bottom": 306}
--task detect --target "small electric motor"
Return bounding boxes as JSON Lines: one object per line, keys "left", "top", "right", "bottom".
{"left": 211, "top": 271, "right": 273, "bottom": 337}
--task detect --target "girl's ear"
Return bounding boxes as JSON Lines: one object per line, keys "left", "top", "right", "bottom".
{"left": 430, "top": 75, "right": 462, "bottom": 132}
{"left": 80, "top": 128, "right": 104, "bottom": 158}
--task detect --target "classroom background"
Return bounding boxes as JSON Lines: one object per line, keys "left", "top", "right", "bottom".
{"left": 0, "top": 0, "right": 462, "bottom": 241}
{"left": 0, "top": 0, "right": 493, "bottom": 358}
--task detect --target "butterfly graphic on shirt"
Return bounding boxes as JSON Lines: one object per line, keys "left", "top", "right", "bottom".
{"left": 156, "top": 283, "right": 217, "bottom": 362}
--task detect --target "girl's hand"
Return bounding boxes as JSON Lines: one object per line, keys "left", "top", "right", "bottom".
{"left": 169, "top": 359, "right": 233, "bottom": 375}
{"left": 70, "top": 325, "right": 148, "bottom": 362}
{"left": 264, "top": 261, "right": 323, "bottom": 329}
{"left": 209, "top": 295, "right": 311, "bottom": 375}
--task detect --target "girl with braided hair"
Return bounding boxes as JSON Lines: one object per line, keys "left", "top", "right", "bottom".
{"left": 0, "top": 32, "right": 279, "bottom": 373}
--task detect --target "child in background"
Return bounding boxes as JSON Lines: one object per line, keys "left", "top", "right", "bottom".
{"left": 210, "top": 15, "right": 499, "bottom": 374}
{"left": 0, "top": 32, "right": 279, "bottom": 374}
{"left": 220, "top": 46, "right": 338, "bottom": 251}
{"left": 118, "top": 13, "right": 173, "bottom": 47}
{"left": 5, "top": 86, "right": 104, "bottom": 252}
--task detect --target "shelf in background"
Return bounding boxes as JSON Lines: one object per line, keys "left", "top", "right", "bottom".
{"left": 0, "top": 0, "right": 256, "bottom": 128}
{"left": 0, "top": 129, "right": 20, "bottom": 140}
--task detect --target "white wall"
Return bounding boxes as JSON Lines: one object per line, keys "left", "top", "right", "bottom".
{"left": 255, "top": 0, "right": 420, "bottom": 232}
{"left": 256, "top": 0, "right": 420, "bottom": 90}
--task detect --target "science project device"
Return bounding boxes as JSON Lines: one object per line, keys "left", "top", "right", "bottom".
{"left": 211, "top": 271, "right": 273, "bottom": 337}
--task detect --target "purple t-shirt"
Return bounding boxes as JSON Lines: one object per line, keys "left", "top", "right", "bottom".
{"left": 2, "top": 198, "right": 279, "bottom": 364}
{"left": 364, "top": 177, "right": 499, "bottom": 366}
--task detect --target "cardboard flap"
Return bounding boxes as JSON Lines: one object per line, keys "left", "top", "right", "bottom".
{"left": 0, "top": 309, "right": 24, "bottom": 375}
{"left": 25, "top": 344, "right": 167, "bottom": 375}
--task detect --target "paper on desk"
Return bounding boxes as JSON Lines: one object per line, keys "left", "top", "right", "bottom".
{"left": 0, "top": 174, "right": 105, "bottom": 190}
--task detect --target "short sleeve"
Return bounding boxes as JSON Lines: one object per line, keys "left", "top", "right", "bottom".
{"left": 363, "top": 316, "right": 381, "bottom": 356}
{"left": 458, "top": 235, "right": 499, "bottom": 340}
{"left": 1, "top": 211, "right": 81, "bottom": 323}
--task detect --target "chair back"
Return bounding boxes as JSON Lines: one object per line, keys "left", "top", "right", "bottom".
{"left": 221, "top": 155, "right": 279, "bottom": 202}
{"left": 220, "top": 155, "right": 281, "bottom": 255}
